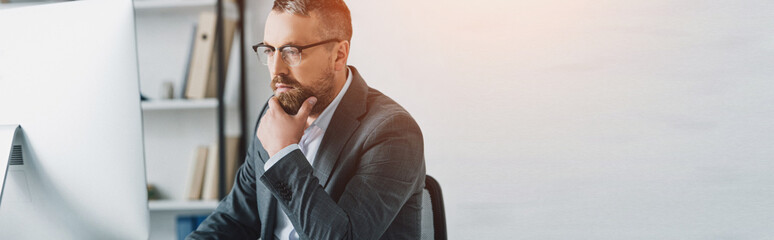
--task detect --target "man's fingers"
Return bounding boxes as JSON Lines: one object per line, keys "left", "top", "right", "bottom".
{"left": 295, "top": 96, "right": 317, "bottom": 119}
{"left": 268, "top": 97, "right": 281, "bottom": 112}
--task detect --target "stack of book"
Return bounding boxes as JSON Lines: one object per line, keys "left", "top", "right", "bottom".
{"left": 184, "top": 136, "right": 241, "bottom": 201}
{"left": 182, "top": 11, "right": 239, "bottom": 100}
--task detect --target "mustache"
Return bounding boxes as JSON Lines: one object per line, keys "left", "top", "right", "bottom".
{"left": 271, "top": 75, "right": 300, "bottom": 88}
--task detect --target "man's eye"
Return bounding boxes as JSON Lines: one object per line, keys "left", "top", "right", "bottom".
{"left": 262, "top": 49, "right": 274, "bottom": 55}
{"left": 283, "top": 49, "right": 300, "bottom": 56}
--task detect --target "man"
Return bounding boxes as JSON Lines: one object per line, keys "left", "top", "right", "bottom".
{"left": 187, "top": 0, "right": 425, "bottom": 239}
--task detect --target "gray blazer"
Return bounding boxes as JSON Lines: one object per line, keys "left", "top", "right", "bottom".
{"left": 188, "top": 66, "right": 426, "bottom": 240}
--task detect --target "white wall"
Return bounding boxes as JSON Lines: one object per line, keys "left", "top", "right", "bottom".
{"left": 248, "top": 1, "right": 774, "bottom": 238}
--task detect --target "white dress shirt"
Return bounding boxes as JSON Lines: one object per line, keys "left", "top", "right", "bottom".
{"left": 263, "top": 67, "right": 352, "bottom": 240}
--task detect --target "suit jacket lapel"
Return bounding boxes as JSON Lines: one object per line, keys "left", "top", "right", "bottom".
{"left": 313, "top": 66, "right": 368, "bottom": 188}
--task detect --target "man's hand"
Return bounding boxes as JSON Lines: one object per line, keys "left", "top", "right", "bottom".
{"left": 257, "top": 96, "right": 317, "bottom": 157}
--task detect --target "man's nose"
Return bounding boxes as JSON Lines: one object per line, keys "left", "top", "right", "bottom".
{"left": 269, "top": 52, "right": 289, "bottom": 77}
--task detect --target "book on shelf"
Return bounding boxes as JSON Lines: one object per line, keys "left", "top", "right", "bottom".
{"left": 176, "top": 215, "right": 194, "bottom": 240}
{"left": 223, "top": 30, "right": 242, "bottom": 106}
{"left": 176, "top": 214, "right": 209, "bottom": 240}
{"left": 180, "top": 23, "right": 197, "bottom": 99}
{"left": 184, "top": 12, "right": 216, "bottom": 99}
{"left": 196, "top": 136, "right": 241, "bottom": 200}
{"left": 201, "top": 142, "right": 219, "bottom": 200}
{"left": 184, "top": 146, "right": 209, "bottom": 200}
{"left": 224, "top": 136, "right": 241, "bottom": 192}
{"left": 185, "top": 11, "right": 238, "bottom": 100}
{"left": 204, "top": 18, "right": 237, "bottom": 98}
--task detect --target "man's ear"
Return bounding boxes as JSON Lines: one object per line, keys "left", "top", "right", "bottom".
{"left": 333, "top": 40, "right": 350, "bottom": 71}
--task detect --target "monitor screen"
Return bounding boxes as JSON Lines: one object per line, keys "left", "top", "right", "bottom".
{"left": 0, "top": 0, "right": 149, "bottom": 238}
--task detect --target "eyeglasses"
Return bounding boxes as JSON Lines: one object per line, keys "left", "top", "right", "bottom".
{"left": 252, "top": 39, "right": 341, "bottom": 67}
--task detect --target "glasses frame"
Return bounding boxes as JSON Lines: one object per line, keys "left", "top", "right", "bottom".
{"left": 252, "top": 39, "right": 341, "bottom": 66}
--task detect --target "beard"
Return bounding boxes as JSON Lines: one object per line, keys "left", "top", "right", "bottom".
{"left": 270, "top": 71, "right": 335, "bottom": 116}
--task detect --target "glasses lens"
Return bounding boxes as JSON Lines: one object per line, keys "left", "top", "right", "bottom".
{"left": 255, "top": 46, "right": 273, "bottom": 65}
{"left": 282, "top": 47, "right": 301, "bottom": 66}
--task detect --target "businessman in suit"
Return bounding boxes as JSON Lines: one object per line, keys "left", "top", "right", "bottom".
{"left": 188, "top": 0, "right": 425, "bottom": 239}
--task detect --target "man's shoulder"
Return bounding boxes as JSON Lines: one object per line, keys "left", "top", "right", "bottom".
{"left": 364, "top": 88, "right": 408, "bottom": 116}
{"left": 360, "top": 87, "right": 420, "bottom": 132}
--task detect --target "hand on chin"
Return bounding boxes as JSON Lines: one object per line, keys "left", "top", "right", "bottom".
{"left": 256, "top": 96, "right": 317, "bottom": 157}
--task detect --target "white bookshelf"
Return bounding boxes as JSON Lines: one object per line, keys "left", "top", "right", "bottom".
{"left": 134, "top": 0, "right": 243, "bottom": 239}
{"left": 149, "top": 200, "right": 219, "bottom": 211}
{"left": 142, "top": 99, "right": 218, "bottom": 110}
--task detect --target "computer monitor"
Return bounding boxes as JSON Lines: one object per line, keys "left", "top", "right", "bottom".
{"left": 0, "top": 0, "right": 149, "bottom": 238}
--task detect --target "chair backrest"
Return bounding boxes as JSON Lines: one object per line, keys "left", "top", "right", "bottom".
{"left": 421, "top": 175, "right": 447, "bottom": 240}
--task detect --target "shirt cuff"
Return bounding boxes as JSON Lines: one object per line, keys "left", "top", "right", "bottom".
{"left": 264, "top": 144, "right": 300, "bottom": 171}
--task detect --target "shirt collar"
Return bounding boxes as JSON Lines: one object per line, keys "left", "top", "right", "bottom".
{"left": 308, "top": 66, "right": 353, "bottom": 132}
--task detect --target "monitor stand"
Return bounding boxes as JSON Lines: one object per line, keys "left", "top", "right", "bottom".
{"left": 0, "top": 125, "right": 20, "bottom": 204}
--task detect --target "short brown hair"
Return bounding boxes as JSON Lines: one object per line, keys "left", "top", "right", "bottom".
{"left": 272, "top": 0, "right": 353, "bottom": 42}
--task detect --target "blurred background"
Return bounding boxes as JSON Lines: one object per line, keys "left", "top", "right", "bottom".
{"left": 328, "top": 1, "right": 774, "bottom": 238}
{"left": 4, "top": 0, "right": 773, "bottom": 238}
{"left": 171, "top": 0, "right": 774, "bottom": 238}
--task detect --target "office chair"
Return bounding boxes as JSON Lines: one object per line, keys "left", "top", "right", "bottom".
{"left": 421, "top": 175, "right": 447, "bottom": 240}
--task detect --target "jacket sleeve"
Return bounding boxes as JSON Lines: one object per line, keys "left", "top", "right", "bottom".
{"left": 259, "top": 112, "right": 425, "bottom": 240}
